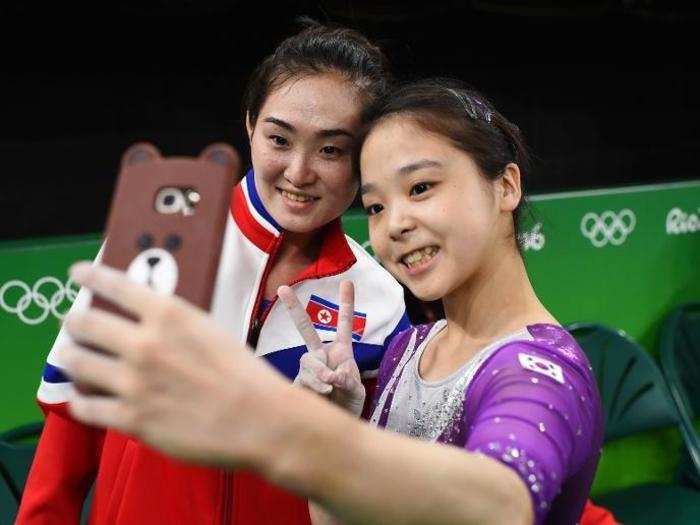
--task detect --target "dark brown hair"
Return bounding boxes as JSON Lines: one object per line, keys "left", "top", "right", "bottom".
{"left": 242, "top": 19, "right": 392, "bottom": 129}
{"left": 360, "top": 78, "right": 531, "bottom": 247}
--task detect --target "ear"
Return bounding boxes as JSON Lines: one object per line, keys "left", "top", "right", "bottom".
{"left": 121, "top": 143, "right": 161, "bottom": 169}
{"left": 199, "top": 143, "right": 241, "bottom": 176}
{"left": 498, "top": 163, "right": 522, "bottom": 213}
{"left": 245, "top": 111, "right": 254, "bottom": 141}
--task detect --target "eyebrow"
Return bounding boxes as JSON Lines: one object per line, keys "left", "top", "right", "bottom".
{"left": 360, "top": 159, "right": 442, "bottom": 195}
{"left": 263, "top": 117, "right": 294, "bottom": 132}
{"left": 263, "top": 117, "right": 354, "bottom": 139}
{"left": 359, "top": 183, "right": 375, "bottom": 196}
{"left": 398, "top": 159, "right": 442, "bottom": 174}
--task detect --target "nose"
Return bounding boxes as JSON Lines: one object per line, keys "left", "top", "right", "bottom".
{"left": 387, "top": 204, "right": 416, "bottom": 242}
{"left": 147, "top": 257, "right": 160, "bottom": 268}
{"left": 284, "top": 153, "right": 316, "bottom": 187}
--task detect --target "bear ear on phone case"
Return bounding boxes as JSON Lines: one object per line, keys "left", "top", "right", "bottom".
{"left": 120, "top": 143, "right": 162, "bottom": 168}
{"left": 96, "top": 143, "right": 240, "bottom": 313}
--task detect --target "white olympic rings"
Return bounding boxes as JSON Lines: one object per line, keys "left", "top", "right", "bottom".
{"left": 580, "top": 209, "right": 636, "bottom": 247}
{"left": 0, "top": 276, "right": 79, "bottom": 325}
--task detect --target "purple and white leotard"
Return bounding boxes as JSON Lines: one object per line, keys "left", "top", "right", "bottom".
{"left": 370, "top": 321, "right": 603, "bottom": 525}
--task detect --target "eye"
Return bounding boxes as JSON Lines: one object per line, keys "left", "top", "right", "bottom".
{"left": 364, "top": 203, "right": 384, "bottom": 216}
{"left": 269, "top": 135, "right": 288, "bottom": 147}
{"left": 137, "top": 233, "right": 154, "bottom": 249}
{"left": 164, "top": 234, "right": 182, "bottom": 251}
{"left": 321, "top": 145, "right": 342, "bottom": 156}
{"left": 410, "top": 182, "right": 432, "bottom": 196}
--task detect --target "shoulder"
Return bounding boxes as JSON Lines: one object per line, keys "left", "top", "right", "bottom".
{"left": 464, "top": 325, "right": 603, "bottom": 487}
{"left": 484, "top": 324, "right": 592, "bottom": 384}
{"left": 468, "top": 325, "right": 599, "bottom": 420}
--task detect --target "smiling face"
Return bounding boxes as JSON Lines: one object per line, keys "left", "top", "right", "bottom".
{"left": 247, "top": 72, "right": 363, "bottom": 234}
{"left": 360, "top": 116, "right": 517, "bottom": 301}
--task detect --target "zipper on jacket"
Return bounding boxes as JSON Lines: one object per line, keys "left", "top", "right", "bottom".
{"left": 222, "top": 226, "right": 356, "bottom": 523}
{"left": 246, "top": 234, "right": 284, "bottom": 348}
{"left": 221, "top": 470, "right": 231, "bottom": 525}
{"left": 221, "top": 233, "right": 283, "bottom": 525}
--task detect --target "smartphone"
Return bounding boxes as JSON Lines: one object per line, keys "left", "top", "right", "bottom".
{"left": 79, "top": 142, "right": 239, "bottom": 390}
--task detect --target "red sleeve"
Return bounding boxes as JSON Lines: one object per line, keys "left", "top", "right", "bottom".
{"left": 16, "top": 409, "right": 104, "bottom": 524}
{"left": 580, "top": 500, "right": 619, "bottom": 525}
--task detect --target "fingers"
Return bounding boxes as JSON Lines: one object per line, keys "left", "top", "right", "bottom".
{"left": 295, "top": 369, "right": 333, "bottom": 395}
{"left": 64, "top": 308, "right": 140, "bottom": 359}
{"left": 70, "top": 262, "right": 157, "bottom": 319}
{"left": 334, "top": 281, "right": 355, "bottom": 350}
{"left": 63, "top": 343, "right": 132, "bottom": 397}
{"left": 69, "top": 391, "right": 134, "bottom": 432}
{"left": 327, "top": 362, "right": 366, "bottom": 417}
{"left": 329, "top": 361, "right": 364, "bottom": 399}
{"left": 294, "top": 352, "right": 333, "bottom": 395}
{"left": 277, "top": 286, "right": 324, "bottom": 356}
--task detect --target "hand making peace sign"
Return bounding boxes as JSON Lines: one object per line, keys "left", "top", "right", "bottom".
{"left": 277, "top": 281, "right": 366, "bottom": 417}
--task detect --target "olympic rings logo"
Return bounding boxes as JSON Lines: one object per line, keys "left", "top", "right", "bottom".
{"left": 520, "top": 222, "right": 545, "bottom": 251}
{"left": 0, "top": 276, "right": 79, "bottom": 325}
{"left": 580, "top": 209, "right": 636, "bottom": 247}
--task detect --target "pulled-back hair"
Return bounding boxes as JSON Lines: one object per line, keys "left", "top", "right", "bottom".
{"left": 360, "top": 78, "right": 531, "bottom": 247}
{"left": 243, "top": 18, "right": 392, "bottom": 128}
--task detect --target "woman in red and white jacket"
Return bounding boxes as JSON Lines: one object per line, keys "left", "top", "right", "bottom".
{"left": 18, "top": 20, "right": 407, "bottom": 525}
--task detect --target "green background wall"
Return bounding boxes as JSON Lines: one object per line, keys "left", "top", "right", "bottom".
{"left": 2, "top": 180, "right": 699, "bottom": 495}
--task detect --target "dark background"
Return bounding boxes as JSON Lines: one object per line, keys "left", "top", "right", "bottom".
{"left": 2, "top": 1, "right": 699, "bottom": 240}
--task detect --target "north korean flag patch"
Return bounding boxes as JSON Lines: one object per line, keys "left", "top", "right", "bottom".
{"left": 518, "top": 353, "right": 565, "bottom": 384}
{"left": 306, "top": 294, "right": 366, "bottom": 341}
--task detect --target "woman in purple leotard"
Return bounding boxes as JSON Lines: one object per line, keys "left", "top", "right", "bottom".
{"left": 290, "top": 78, "right": 604, "bottom": 524}
{"left": 60, "top": 78, "right": 604, "bottom": 525}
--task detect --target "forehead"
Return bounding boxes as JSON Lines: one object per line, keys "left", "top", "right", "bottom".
{"left": 260, "top": 73, "right": 363, "bottom": 132}
{"left": 360, "top": 117, "right": 458, "bottom": 174}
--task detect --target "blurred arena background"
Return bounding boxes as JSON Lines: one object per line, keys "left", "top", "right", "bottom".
{"left": 1, "top": 0, "right": 699, "bottom": 239}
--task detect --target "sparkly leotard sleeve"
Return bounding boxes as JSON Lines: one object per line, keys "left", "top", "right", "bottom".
{"left": 461, "top": 325, "right": 603, "bottom": 524}
{"left": 372, "top": 323, "right": 603, "bottom": 525}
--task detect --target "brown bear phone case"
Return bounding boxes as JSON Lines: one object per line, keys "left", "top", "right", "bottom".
{"left": 78, "top": 143, "right": 240, "bottom": 396}
{"left": 93, "top": 142, "right": 239, "bottom": 315}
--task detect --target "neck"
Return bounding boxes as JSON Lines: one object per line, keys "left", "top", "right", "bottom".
{"left": 440, "top": 243, "right": 553, "bottom": 350}
{"left": 277, "top": 228, "right": 323, "bottom": 265}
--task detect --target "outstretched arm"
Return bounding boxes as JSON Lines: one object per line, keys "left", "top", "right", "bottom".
{"left": 62, "top": 262, "right": 532, "bottom": 525}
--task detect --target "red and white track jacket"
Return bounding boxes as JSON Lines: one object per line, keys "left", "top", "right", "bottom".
{"left": 18, "top": 171, "right": 408, "bottom": 525}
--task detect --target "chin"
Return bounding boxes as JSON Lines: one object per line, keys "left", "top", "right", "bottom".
{"left": 406, "top": 282, "right": 445, "bottom": 303}
{"left": 276, "top": 214, "right": 327, "bottom": 234}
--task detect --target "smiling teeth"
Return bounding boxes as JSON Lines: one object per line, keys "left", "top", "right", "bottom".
{"left": 402, "top": 246, "right": 438, "bottom": 267}
{"left": 282, "top": 190, "right": 314, "bottom": 202}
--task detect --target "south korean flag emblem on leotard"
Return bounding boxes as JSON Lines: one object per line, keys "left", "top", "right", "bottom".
{"left": 518, "top": 353, "right": 565, "bottom": 384}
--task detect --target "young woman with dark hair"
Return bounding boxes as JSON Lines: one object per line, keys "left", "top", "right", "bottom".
{"left": 18, "top": 21, "right": 408, "bottom": 525}
{"left": 288, "top": 78, "right": 605, "bottom": 524}
{"left": 59, "top": 78, "right": 607, "bottom": 525}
